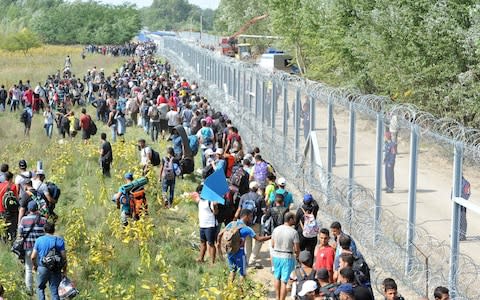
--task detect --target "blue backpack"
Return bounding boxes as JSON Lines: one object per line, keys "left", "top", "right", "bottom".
{"left": 188, "top": 135, "right": 199, "bottom": 156}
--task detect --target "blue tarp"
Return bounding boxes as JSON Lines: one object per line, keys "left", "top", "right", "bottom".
{"left": 200, "top": 168, "right": 229, "bottom": 205}
{"left": 137, "top": 32, "right": 151, "bottom": 42}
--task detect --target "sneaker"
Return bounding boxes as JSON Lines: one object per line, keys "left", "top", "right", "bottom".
{"left": 255, "top": 263, "right": 264, "bottom": 269}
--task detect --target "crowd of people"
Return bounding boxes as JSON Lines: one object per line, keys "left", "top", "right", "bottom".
{"left": 0, "top": 42, "right": 454, "bottom": 300}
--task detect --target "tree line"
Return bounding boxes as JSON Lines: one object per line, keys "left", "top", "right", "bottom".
{"left": 214, "top": 0, "right": 480, "bottom": 128}
{"left": 0, "top": 0, "right": 141, "bottom": 46}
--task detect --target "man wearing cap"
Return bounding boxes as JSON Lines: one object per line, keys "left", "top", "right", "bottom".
{"left": 289, "top": 250, "right": 317, "bottom": 299}
{"left": 235, "top": 181, "right": 266, "bottom": 268}
{"left": 0, "top": 171, "right": 19, "bottom": 241}
{"left": 31, "top": 222, "right": 67, "bottom": 300}
{"left": 335, "top": 283, "right": 355, "bottom": 300}
{"left": 269, "top": 177, "right": 294, "bottom": 209}
{"left": 15, "top": 159, "right": 33, "bottom": 200}
{"left": 295, "top": 193, "right": 319, "bottom": 258}
{"left": 296, "top": 280, "right": 318, "bottom": 300}
{"left": 217, "top": 209, "right": 271, "bottom": 281}
{"left": 272, "top": 212, "right": 300, "bottom": 300}
{"left": 384, "top": 131, "right": 396, "bottom": 193}
{"left": 113, "top": 172, "right": 135, "bottom": 226}
{"left": 17, "top": 201, "right": 47, "bottom": 295}
{"left": 211, "top": 148, "right": 227, "bottom": 174}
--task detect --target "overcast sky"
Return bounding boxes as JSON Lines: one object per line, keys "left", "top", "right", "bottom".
{"left": 93, "top": 0, "right": 219, "bottom": 10}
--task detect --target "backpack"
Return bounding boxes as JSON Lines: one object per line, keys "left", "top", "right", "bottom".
{"left": 89, "top": 120, "right": 97, "bottom": 136}
{"left": 319, "top": 283, "right": 340, "bottom": 300}
{"left": 20, "top": 110, "right": 29, "bottom": 123}
{"left": 73, "top": 118, "right": 81, "bottom": 131}
{"left": 180, "top": 157, "right": 194, "bottom": 175}
{"left": 221, "top": 221, "right": 245, "bottom": 255}
{"left": 294, "top": 267, "right": 317, "bottom": 300}
{"left": 142, "top": 105, "right": 150, "bottom": 118}
{"left": 202, "top": 164, "right": 214, "bottom": 179}
{"left": 254, "top": 161, "right": 268, "bottom": 184}
{"left": 27, "top": 190, "right": 49, "bottom": 218}
{"left": 2, "top": 184, "right": 18, "bottom": 213}
{"left": 229, "top": 167, "right": 246, "bottom": 188}
{"left": 188, "top": 135, "right": 199, "bottom": 156}
{"left": 150, "top": 105, "right": 160, "bottom": 120}
{"left": 46, "top": 182, "right": 61, "bottom": 203}
{"left": 271, "top": 206, "right": 288, "bottom": 229}
{"left": 163, "top": 157, "right": 175, "bottom": 181}
{"left": 129, "top": 187, "right": 148, "bottom": 220}
{"left": 201, "top": 127, "right": 213, "bottom": 145}
{"left": 151, "top": 149, "right": 161, "bottom": 166}
{"left": 301, "top": 208, "right": 319, "bottom": 238}
{"left": 241, "top": 194, "right": 258, "bottom": 223}
{"left": 41, "top": 237, "right": 66, "bottom": 272}
{"left": 352, "top": 256, "right": 371, "bottom": 288}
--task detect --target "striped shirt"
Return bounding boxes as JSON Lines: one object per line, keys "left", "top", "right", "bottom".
{"left": 18, "top": 213, "right": 47, "bottom": 250}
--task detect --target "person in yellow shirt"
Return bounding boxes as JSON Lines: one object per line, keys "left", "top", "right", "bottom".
{"left": 265, "top": 173, "right": 277, "bottom": 206}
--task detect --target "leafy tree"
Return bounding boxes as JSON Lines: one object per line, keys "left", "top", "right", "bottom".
{"left": 0, "top": 28, "right": 42, "bottom": 55}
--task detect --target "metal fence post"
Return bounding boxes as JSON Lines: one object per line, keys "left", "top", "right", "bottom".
{"left": 374, "top": 112, "right": 384, "bottom": 244}
{"left": 327, "top": 96, "right": 334, "bottom": 174}
{"left": 406, "top": 124, "right": 419, "bottom": 274}
{"left": 237, "top": 68, "right": 241, "bottom": 101}
{"left": 271, "top": 81, "right": 277, "bottom": 129}
{"left": 261, "top": 80, "right": 266, "bottom": 124}
{"left": 255, "top": 76, "right": 260, "bottom": 117}
{"left": 449, "top": 142, "right": 464, "bottom": 298}
{"left": 347, "top": 102, "right": 356, "bottom": 228}
{"left": 283, "top": 83, "right": 288, "bottom": 137}
{"left": 294, "top": 88, "right": 301, "bottom": 162}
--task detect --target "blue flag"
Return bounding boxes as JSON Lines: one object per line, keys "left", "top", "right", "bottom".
{"left": 200, "top": 168, "right": 229, "bottom": 204}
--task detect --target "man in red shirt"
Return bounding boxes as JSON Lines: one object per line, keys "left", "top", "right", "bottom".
{"left": 80, "top": 108, "right": 92, "bottom": 144}
{"left": 225, "top": 126, "right": 243, "bottom": 153}
{"left": 314, "top": 228, "right": 335, "bottom": 283}
{"left": 0, "top": 171, "right": 19, "bottom": 240}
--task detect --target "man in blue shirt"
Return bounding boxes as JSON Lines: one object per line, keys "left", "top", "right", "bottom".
{"left": 31, "top": 222, "right": 67, "bottom": 300}
{"left": 269, "top": 177, "right": 294, "bottom": 209}
{"left": 218, "top": 209, "right": 271, "bottom": 281}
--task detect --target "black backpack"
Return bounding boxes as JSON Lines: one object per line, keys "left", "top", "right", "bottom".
{"left": 352, "top": 256, "right": 371, "bottom": 287}
{"left": 150, "top": 149, "right": 161, "bottom": 166}
{"left": 89, "top": 120, "right": 97, "bottom": 136}
{"left": 20, "top": 110, "right": 29, "bottom": 123}
{"left": 2, "top": 184, "right": 19, "bottom": 213}
{"left": 271, "top": 206, "right": 288, "bottom": 228}
{"left": 46, "top": 182, "right": 61, "bottom": 202}
{"left": 41, "top": 237, "right": 66, "bottom": 272}
{"left": 294, "top": 267, "right": 317, "bottom": 300}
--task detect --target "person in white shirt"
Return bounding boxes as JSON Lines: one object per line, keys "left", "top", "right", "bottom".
{"left": 193, "top": 184, "right": 219, "bottom": 264}
{"left": 43, "top": 106, "right": 54, "bottom": 138}
{"left": 166, "top": 106, "right": 180, "bottom": 134}
{"left": 137, "top": 139, "right": 152, "bottom": 175}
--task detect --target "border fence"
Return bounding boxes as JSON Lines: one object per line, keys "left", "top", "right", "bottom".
{"left": 155, "top": 36, "right": 480, "bottom": 299}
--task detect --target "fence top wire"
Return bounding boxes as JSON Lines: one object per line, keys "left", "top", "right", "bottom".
{"left": 168, "top": 37, "right": 480, "bottom": 163}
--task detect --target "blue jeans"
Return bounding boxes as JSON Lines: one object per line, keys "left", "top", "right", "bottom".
{"left": 10, "top": 99, "right": 19, "bottom": 112}
{"left": 45, "top": 123, "right": 53, "bottom": 138}
{"left": 162, "top": 179, "right": 175, "bottom": 206}
{"left": 142, "top": 117, "right": 150, "bottom": 133}
{"left": 37, "top": 266, "right": 61, "bottom": 300}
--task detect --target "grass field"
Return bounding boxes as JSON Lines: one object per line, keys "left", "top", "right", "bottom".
{"left": 0, "top": 45, "right": 125, "bottom": 88}
{"left": 0, "top": 48, "right": 266, "bottom": 299}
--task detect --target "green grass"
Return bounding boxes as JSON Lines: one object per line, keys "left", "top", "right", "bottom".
{"left": 0, "top": 48, "right": 266, "bottom": 299}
